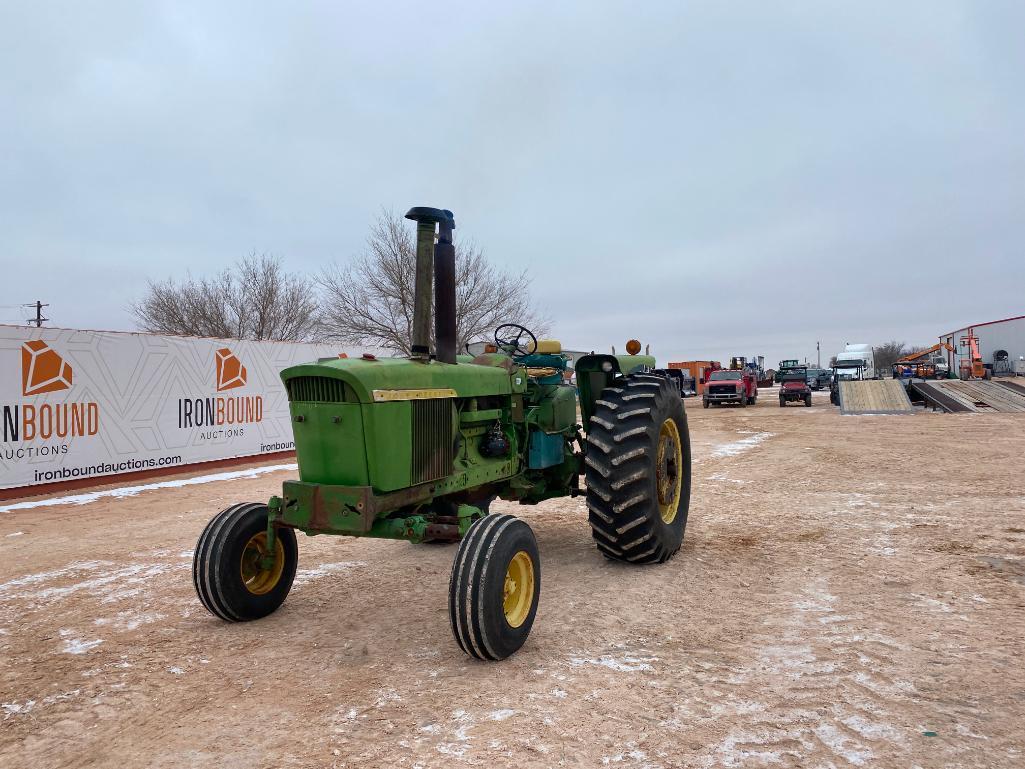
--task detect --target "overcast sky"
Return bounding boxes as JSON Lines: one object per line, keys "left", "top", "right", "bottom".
{"left": 3, "top": 1, "right": 1023, "bottom": 367}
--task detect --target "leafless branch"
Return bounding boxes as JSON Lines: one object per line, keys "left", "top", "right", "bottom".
{"left": 317, "top": 210, "right": 549, "bottom": 354}
{"left": 130, "top": 253, "right": 320, "bottom": 341}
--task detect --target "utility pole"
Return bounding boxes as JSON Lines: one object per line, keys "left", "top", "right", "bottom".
{"left": 25, "top": 301, "right": 48, "bottom": 327}
{"left": 817, "top": 341, "right": 821, "bottom": 368}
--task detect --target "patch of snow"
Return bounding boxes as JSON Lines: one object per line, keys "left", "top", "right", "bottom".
{"left": 569, "top": 654, "right": 656, "bottom": 672}
{"left": 813, "top": 723, "right": 874, "bottom": 765}
{"left": 435, "top": 709, "right": 474, "bottom": 757}
{"left": 292, "top": 561, "right": 365, "bottom": 587}
{"left": 602, "top": 744, "right": 648, "bottom": 764}
{"left": 0, "top": 463, "right": 298, "bottom": 513}
{"left": 168, "top": 666, "right": 184, "bottom": 675}
{"left": 2, "top": 700, "right": 36, "bottom": 718}
{"left": 488, "top": 709, "right": 516, "bottom": 721}
{"left": 61, "top": 637, "right": 104, "bottom": 654}
{"left": 2, "top": 690, "right": 81, "bottom": 720}
{"left": 914, "top": 595, "right": 953, "bottom": 613}
{"left": 707, "top": 472, "right": 747, "bottom": 485}
{"left": 844, "top": 493, "right": 881, "bottom": 509}
{"left": 0, "top": 560, "right": 181, "bottom": 606}
{"left": 94, "top": 610, "right": 165, "bottom": 631}
{"left": 710, "top": 432, "right": 774, "bottom": 458}
{"left": 841, "top": 713, "right": 904, "bottom": 742}
{"left": 0, "top": 560, "right": 112, "bottom": 595}
{"left": 5, "top": 531, "right": 24, "bottom": 537}
{"left": 715, "top": 731, "right": 786, "bottom": 767}
{"left": 954, "top": 723, "right": 989, "bottom": 740}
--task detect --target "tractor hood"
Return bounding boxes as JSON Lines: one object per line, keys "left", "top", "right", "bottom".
{"left": 280, "top": 356, "right": 515, "bottom": 403}
{"left": 615, "top": 353, "right": 657, "bottom": 374}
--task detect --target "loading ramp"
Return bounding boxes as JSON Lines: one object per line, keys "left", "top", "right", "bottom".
{"left": 838, "top": 379, "right": 915, "bottom": 415}
{"left": 911, "top": 380, "right": 1025, "bottom": 413}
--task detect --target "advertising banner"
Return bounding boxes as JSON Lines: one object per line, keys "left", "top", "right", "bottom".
{"left": 0, "top": 325, "right": 354, "bottom": 491}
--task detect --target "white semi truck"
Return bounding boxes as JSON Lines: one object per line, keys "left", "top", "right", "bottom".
{"left": 834, "top": 343, "right": 876, "bottom": 380}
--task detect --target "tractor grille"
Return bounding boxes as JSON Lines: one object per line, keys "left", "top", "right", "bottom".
{"left": 411, "top": 398, "right": 454, "bottom": 485}
{"left": 286, "top": 376, "right": 348, "bottom": 403}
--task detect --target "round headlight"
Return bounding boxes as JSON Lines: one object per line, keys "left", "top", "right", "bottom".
{"left": 601, "top": 361, "right": 613, "bottom": 372}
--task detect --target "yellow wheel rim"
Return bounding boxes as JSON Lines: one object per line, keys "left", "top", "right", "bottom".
{"left": 656, "top": 417, "right": 683, "bottom": 524}
{"left": 503, "top": 551, "right": 535, "bottom": 628}
{"left": 240, "top": 531, "right": 285, "bottom": 596}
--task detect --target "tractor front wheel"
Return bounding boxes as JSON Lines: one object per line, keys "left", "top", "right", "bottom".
{"left": 584, "top": 374, "right": 691, "bottom": 564}
{"left": 193, "top": 503, "right": 298, "bottom": 622}
{"left": 804, "top": 394, "right": 812, "bottom": 407}
{"left": 449, "top": 514, "right": 540, "bottom": 660}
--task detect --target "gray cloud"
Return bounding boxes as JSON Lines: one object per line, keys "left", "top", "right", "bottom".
{"left": 2, "top": 1, "right": 1023, "bottom": 368}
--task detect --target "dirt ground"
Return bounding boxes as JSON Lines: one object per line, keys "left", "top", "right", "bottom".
{"left": 2, "top": 388, "right": 1024, "bottom": 769}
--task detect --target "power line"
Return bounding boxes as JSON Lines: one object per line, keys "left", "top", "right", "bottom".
{"left": 21, "top": 301, "right": 48, "bottom": 327}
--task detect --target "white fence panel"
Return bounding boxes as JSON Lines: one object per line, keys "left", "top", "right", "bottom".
{"left": 1, "top": 325, "right": 356, "bottom": 490}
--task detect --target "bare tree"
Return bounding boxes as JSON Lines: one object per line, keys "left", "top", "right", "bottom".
{"left": 131, "top": 253, "right": 320, "bottom": 341}
{"left": 873, "top": 340, "right": 910, "bottom": 372}
{"left": 318, "top": 210, "right": 549, "bottom": 355}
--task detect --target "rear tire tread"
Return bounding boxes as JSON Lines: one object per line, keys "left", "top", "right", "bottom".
{"left": 584, "top": 375, "right": 691, "bottom": 564}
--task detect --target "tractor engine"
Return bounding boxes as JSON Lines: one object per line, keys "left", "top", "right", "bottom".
{"left": 276, "top": 346, "right": 579, "bottom": 540}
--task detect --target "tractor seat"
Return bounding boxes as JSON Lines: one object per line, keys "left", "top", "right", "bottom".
{"left": 535, "top": 339, "right": 562, "bottom": 354}
{"left": 469, "top": 353, "right": 516, "bottom": 372}
{"left": 526, "top": 366, "right": 561, "bottom": 379}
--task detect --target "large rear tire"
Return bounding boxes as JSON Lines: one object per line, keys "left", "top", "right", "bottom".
{"left": 584, "top": 374, "right": 691, "bottom": 564}
{"left": 449, "top": 514, "right": 540, "bottom": 660}
{"left": 193, "top": 503, "right": 298, "bottom": 622}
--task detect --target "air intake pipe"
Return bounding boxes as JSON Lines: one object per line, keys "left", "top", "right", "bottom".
{"left": 404, "top": 206, "right": 457, "bottom": 363}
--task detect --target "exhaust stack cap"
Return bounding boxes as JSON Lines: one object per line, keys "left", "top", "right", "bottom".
{"left": 405, "top": 207, "right": 455, "bottom": 232}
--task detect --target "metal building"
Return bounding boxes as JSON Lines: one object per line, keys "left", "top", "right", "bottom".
{"left": 940, "top": 314, "right": 1025, "bottom": 376}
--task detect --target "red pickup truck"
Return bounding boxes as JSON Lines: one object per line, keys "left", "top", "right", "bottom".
{"left": 702, "top": 369, "right": 758, "bottom": 408}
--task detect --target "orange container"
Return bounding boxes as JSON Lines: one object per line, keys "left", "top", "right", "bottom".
{"left": 668, "top": 361, "right": 721, "bottom": 395}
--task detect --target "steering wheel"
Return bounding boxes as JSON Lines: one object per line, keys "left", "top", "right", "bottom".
{"left": 494, "top": 323, "right": 538, "bottom": 358}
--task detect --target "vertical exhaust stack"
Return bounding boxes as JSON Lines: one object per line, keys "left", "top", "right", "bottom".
{"left": 404, "top": 207, "right": 456, "bottom": 362}
{"left": 433, "top": 212, "right": 457, "bottom": 364}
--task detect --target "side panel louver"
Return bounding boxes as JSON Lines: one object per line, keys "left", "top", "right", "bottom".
{"left": 287, "top": 376, "right": 347, "bottom": 403}
{"left": 411, "top": 398, "right": 454, "bottom": 484}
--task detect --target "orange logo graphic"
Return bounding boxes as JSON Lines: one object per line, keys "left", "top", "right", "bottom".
{"left": 21, "top": 340, "right": 73, "bottom": 396}
{"left": 215, "top": 348, "right": 247, "bottom": 391}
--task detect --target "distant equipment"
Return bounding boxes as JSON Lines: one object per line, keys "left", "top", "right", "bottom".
{"left": 834, "top": 343, "right": 876, "bottom": 380}
{"left": 958, "top": 328, "right": 989, "bottom": 380}
{"left": 992, "top": 349, "right": 1012, "bottom": 377}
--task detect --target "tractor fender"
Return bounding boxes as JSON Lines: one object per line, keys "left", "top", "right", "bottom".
{"left": 574, "top": 354, "right": 622, "bottom": 432}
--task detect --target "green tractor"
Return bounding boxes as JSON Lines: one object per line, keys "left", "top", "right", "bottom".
{"left": 193, "top": 206, "right": 692, "bottom": 660}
